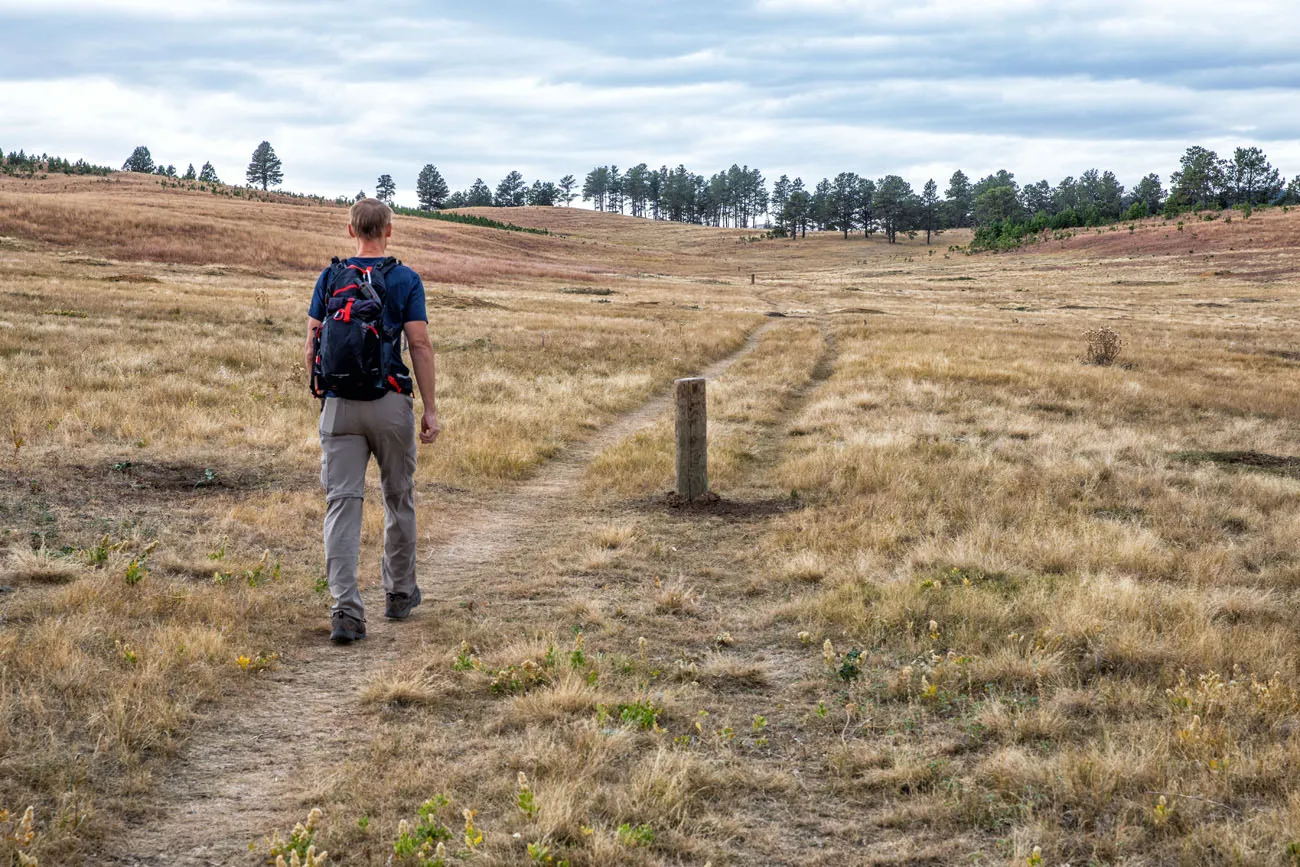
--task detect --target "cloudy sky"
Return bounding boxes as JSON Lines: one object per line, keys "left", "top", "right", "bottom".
{"left": 3, "top": 0, "right": 1298, "bottom": 207}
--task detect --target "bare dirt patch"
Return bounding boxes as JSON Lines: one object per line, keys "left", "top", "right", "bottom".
{"left": 96, "top": 461, "right": 278, "bottom": 491}
{"left": 1172, "top": 449, "right": 1300, "bottom": 479}
{"left": 425, "top": 290, "right": 504, "bottom": 309}
{"left": 653, "top": 490, "right": 804, "bottom": 519}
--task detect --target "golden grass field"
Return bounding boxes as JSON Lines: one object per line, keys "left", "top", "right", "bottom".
{"left": 4, "top": 172, "right": 1300, "bottom": 865}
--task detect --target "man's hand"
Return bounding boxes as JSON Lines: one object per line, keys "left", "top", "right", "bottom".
{"left": 420, "top": 408, "right": 442, "bottom": 444}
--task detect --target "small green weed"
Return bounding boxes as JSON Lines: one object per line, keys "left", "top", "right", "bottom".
{"left": 123, "top": 551, "right": 151, "bottom": 586}
{"left": 213, "top": 551, "right": 280, "bottom": 587}
{"left": 452, "top": 641, "right": 480, "bottom": 672}
{"left": 569, "top": 632, "right": 587, "bottom": 668}
{"left": 489, "top": 659, "right": 549, "bottom": 695}
{"left": 838, "top": 648, "right": 863, "bottom": 682}
{"left": 84, "top": 533, "right": 126, "bottom": 567}
{"left": 527, "top": 840, "right": 570, "bottom": 865}
{"left": 517, "top": 772, "right": 537, "bottom": 820}
{"left": 265, "top": 808, "right": 326, "bottom": 865}
{"left": 393, "top": 796, "right": 454, "bottom": 863}
{"left": 613, "top": 699, "right": 662, "bottom": 730}
{"left": 616, "top": 823, "right": 655, "bottom": 847}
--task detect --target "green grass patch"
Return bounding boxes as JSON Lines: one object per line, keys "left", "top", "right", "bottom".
{"left": 391, "top": 207, "right": 549, "bottom": 235}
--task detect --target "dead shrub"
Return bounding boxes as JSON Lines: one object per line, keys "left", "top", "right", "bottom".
{"left": 1082, "top": 326, "right": 1124, "bottom": 365}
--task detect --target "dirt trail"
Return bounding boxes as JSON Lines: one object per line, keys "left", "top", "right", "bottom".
{"left": 100, "top": 321, "right": 773, "bottom": 867}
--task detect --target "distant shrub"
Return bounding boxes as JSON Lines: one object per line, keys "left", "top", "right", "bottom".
{"left": 1082, "top": 326, "right": 1124, "bottom": 366}
{"left": 2, "top": 150, "right": 112, "bottom": 177}
{"left": 559, "top": 286, "right": 613, "bottom": 296}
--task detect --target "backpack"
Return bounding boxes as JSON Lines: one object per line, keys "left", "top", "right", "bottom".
{"left": 311, "top": 256, "right": 409, "bottom": 400}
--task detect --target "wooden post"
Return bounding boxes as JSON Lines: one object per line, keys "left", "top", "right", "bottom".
{"left": 750, "top": 273, "right": 756, "bottom": 285}
{"left": 675, "top": 377, "right": 708, "bottom": 501}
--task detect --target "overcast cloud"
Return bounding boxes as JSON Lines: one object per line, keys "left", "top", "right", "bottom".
{"left": 2, "top": 0, "right": 1297, "bottom": 207}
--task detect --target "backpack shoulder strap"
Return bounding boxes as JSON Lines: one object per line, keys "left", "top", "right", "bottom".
{"left": 324, "top": 256, "right": 350, "bottom": 283}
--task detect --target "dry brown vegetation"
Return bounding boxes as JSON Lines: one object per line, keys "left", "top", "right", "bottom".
{"left": 4, "top": 172, "right": 1300, "bottom": 865}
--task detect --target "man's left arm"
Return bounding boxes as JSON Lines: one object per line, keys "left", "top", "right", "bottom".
{"left": 404, "top": 320, "right": 440, "bottom": 444}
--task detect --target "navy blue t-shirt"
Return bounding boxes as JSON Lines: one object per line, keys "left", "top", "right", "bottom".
{"left": 309, "top": 257, "right": 428, "bottom": 388}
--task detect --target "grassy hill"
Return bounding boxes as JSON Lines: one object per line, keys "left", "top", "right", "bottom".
{"left": 4, "top": 173, "right": 1300, "bottom": 865}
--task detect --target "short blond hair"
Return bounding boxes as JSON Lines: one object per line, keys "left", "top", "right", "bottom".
{"left": 349, "top": 197, "right": 392, "bottom": 240}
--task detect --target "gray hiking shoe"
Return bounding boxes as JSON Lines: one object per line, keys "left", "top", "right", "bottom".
{"left": 384, "top": 586, "right": 422, "bottom": 620}
{"left": 330, "top": 610, "right": 366, "bottom": 644}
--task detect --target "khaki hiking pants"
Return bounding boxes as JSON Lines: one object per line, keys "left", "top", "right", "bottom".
{"left": 319, "top": 390, "right": 418, "bottom": 621}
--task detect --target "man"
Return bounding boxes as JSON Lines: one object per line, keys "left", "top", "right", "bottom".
{"left": 305, "top": 198, "right": 441, "bottom": 644}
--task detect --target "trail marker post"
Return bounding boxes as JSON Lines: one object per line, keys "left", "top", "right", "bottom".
{"left": 675, "top": 377, "right": 708, "bottom": 501}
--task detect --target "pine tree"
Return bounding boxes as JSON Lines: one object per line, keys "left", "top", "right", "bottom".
{"left": 874, "top": 175, "right": 917, "bottom": 243}
{"left": 650, "top": 168, "right": 666, "bottom": 220}
{"left": 973, "top": 185, "right": 1022, "bottom": 226}
{"left": 856, "top": 178, "right": 877, "bottom": 237}
{"left": 375, "top": 173, "right": 396, "bottom": 204}
{"left": 198, "top": 161, "right": 220, "bottom": 183}
{"left": 582, "top": 167, "right": 610, "bottom": 211}
{"left": 245, "top": 141, "right": 283, "bottom": 190}
{"left": 494, "top": 171, "right": 526, "bottom": 207}
{"left": 811, "top": 179, "right": 833, "bottom": 231}
{"left": 770, "top": 175, "right": 792, "bottom": 234}
{"left": 1129, "top": 174, "right": 1164, "bottom": 214}
{"left": 415, "top": 164, "right": 450, "bottom": 210}
{"left": 182, "top": 163, "right": 196, "bottom": 180}
{"left": 1169, "top": 146, "right": 1225, "bottom": 209}
{"left": 830, "top": 172, "right": 861, "bottom": 238}
{"left": 557, "top": 174, "right": 578, "bottom": 207}
{"left": 355, "top": 190, "right": 366, "bottom": 202}
{"left": 919, "top": 179, "right": 941, "bottom": 245}
{"left": 607, "top": 165, "right": 624, "bottom": 214}
{"left": 1286, "top": 176, "right": 1300, "bottom": 206}
{"left": 782, "top": 178, "right": 810, "bottom": 239}
{"left": 122, "top": 146, "right": 154, "bottom": 173}
{"left": 1021, "top": 180, "right": 1052, "bottom": 215}
{"left": 527, "top": 180, "right": 558, "bottom": 206}
{"left": 623, "top": 164, "right": 651, "bottom": 217}
{"left": 1230, "top": 146, "right": 1282, "bottom": 206}
{"left": 467, "top": 179, "right": 493, "bottom": 207}
{"left": 1053, "top": 176, "right": 1079, "bottom": 213}
{"left": 943, "top": 170, "right": 973, "bottom": 228}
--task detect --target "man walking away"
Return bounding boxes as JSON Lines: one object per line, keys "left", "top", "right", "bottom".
{"left": 305, "top": 198, "right": 441, "bottom": 643}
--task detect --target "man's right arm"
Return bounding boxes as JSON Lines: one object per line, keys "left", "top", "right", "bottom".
{"left": 305, "top": 268, "right": 328, "bottom": 388}
{"left": 305, "top": 318, "right": 322, "bottom": 380}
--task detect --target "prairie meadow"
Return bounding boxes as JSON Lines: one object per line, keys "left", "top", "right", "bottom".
{"left": 3, "top": 172, "right": 1300, "bottom": 865}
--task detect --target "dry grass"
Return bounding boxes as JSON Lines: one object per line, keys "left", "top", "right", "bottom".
{"left": 0, "top": 172, "right": 758, "bottom": 863}
{"left": 8, "top": 171, "right": 1300, "bottom": 864}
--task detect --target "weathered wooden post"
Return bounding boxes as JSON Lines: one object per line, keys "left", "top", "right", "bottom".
{"left": 675, "top": 377, "right": 708, "bottom": 501}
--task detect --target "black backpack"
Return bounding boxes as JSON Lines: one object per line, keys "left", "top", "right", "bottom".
{"left": 311, "top": 256, "right": 406, "bottom": 400}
